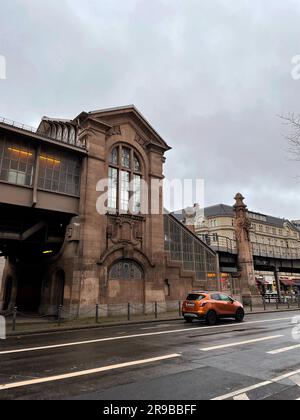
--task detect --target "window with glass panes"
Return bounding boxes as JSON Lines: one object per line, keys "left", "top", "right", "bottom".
{"left": 108, "top": 145, "right": 142, "bottom": 213}
{"left": 0, "top": 135, "right": 35, "bottom": 187}
{"left": 164, "top": 214, "right": 217, "bottom": 282}
{"left": 38, "top": 146, "right": 80, "bottom": 196}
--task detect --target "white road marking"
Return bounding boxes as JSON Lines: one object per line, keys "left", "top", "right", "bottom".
{"left": 290, "top": 375, "right": 300, "bottom": 387}
{"left": 233, "top": 393, "right": 250, "bottom": 400}
{"left": 212, "top": 381, "right": 272, "bottom": 400}
{"left": 0, "top": 354, "right": 180, "bottom": 391}
{"left": 267, "top": 344, "right": 300, "bottom": 355}
{"left": 212, "top": 368, "right": 300, "bottom": 400}
{"left": 0, "top": 316, "right": 294, "bottom": 356}
{"left": 200, "top": 335, "right": 284, "bottom": 352}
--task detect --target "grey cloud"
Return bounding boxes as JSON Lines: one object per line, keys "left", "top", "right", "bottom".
{"left": 1, "top": 0, "right": 300, "bottom": 218}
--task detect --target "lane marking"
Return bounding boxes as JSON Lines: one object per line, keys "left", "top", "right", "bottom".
{"left": 233, "top": 393, "right": 250, "bottom": 401}
{"left": 290, "top": 375, "right": 300, "bottom": 387}
{"left": 212, "top": 368, "right": 300, "bottom": 400}
{"left": 267, "top": 344, "right": 300, "bottom": 355}
{"left": 212, "top": 381, "right": 272, "bottom": 400}
{"left": 200, "top": 335, "right": 284, "bottom": 352}
{"left": 0, "top": 316, "right": 294, "bottom": 356}
{"left": 0, "top": 354, "right": 180, "bottom": 391}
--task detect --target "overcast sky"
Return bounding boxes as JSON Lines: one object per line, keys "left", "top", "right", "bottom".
{"left": 1, "top": 0, "right": 300, "bottom": 219}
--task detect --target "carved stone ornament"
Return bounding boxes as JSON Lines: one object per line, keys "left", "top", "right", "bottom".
{"left": 107, "top": 126, "right": 122, "bottom": 137}
{"left": 107, "top": 216, "right": 142, "bottom": 247}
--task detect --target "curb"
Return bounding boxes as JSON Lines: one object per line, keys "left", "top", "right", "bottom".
{"left": 5, "top": 307, "right": 300, "bottom": 338}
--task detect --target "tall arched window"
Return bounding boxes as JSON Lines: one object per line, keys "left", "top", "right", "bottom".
{"left": 108, "top": 145, "right": 142, "bottom": 213}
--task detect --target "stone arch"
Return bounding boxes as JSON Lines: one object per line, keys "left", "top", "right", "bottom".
{"left": 99, "top": 246, "right": 153, "bottom": 305}
{"left": 107, "top": 258, "right": 144, "bottom": 304}
{"left": 99, "top": 245, "right": 154, "bottom": 271}
{"left": 108, "top": 142, "right": 146, "bottom": 175}
{"left": 108, "top": 259, "right": 144, "bottom": 281}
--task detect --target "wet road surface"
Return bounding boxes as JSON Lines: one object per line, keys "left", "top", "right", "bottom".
{"left": 0, "top": 311, "right": 300, "bottom": 400}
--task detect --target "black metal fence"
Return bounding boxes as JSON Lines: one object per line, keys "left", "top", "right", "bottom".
{"left": 1, "top": 296, "right": 300, "bottom": 332}
{"left": 1, "top": 301, "right": 184, "bottom": 332}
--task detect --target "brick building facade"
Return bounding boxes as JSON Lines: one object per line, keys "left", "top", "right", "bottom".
{"left": 0, "top": 106, "right": 218, "bottom": 316}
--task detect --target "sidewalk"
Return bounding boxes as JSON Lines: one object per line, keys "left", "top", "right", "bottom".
{"left": 3, "top": 303, "right": 300, "bottom": 337}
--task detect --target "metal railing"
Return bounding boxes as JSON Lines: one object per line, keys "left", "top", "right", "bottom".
{"left": 1, "top": 301, "right": 184, "bottom": 332}
{"left": 201, "top": 235, "right": 237, "bottom": 255}
{"left": 0, "top": 116, "right": 87, "bottom": 150}
{"left": 2, "top": 296, "right": 300, "bottom": 332}
{"left": 202, "top": 234, "right": 300, "bottom": 260}
{"left": 252, "top": 244, "right": 300, "bottom": 260}
{"left": 0, "top": 117, "right": 37, "bottom": 134}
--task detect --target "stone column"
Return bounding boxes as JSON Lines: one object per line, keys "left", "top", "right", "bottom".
{"left": 233, "top": 193, "right": 259, "bottom": 305}
{"left": 274, "top": 267, "right": 282, "bottom": 303}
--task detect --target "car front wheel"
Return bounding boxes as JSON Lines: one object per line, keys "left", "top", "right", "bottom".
{"left": 235, "top": 308, "right": 245, "bottom": 323}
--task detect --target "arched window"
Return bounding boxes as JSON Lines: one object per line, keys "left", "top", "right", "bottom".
{"left": 109, "top": 260, "right": 143, "bottom": 280}
{"left": 108, "top": 145, "right": 142, "bottom": 213}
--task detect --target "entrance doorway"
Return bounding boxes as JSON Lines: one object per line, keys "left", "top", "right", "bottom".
{"left": 16, "top": 267, "right": 43, "bottom": 312}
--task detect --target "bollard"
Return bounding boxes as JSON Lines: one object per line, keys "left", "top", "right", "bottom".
{"left": 263, "top": 297, "right": 266, "bottom": 311}
{"left": 298, "top": 296, "right": 300, "bottom": 309}
{"left": 178, "top": 301, "right": 182, "bottom": 317}
{"left": 127, "top": 303, "right": 131, "bottom": 321}
{"left": 57, "top": 305, "right": 63, "bottom": 327}
{"left": 12, "top": 306, "right": 17, "bottom": 332}
{"left": 95, "top": 304, "right": 99, "bottom": 323}
{"left": 276, "top": 298, "right": 279, "bottom": 310}
{"left": 250, "top": 298, "right": 253, "bottom": 312}
{"left": 155, "top": 302, "right": 158, "bottom": 319}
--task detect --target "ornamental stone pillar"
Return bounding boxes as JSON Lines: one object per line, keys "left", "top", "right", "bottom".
{"left": 233, "top": 193, "right": 259, "bottom": 305}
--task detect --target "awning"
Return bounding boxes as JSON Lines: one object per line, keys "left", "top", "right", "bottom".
{"left": 256, "top": 278, "right": 268, "bottom": 286}
{"left": 280, "top": 279, "right": 295, "bottom": 287}
{"left": 220, "top": 267, "right": 238, "bottom": 274}
{"left": 292, "top": 280, "right": 300, "bottom": 287}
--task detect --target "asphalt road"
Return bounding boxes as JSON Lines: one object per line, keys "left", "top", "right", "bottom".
{"left": 1, "top": 311, "right": 300, "bottom": 400}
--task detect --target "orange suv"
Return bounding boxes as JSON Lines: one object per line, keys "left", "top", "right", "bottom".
{"left": 182, "top": 291, "right": 245, "bottom": 325}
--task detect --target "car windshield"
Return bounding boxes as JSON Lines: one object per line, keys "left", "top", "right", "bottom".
{"left": 186, "top": 294, "right": 205, "bottom": 301}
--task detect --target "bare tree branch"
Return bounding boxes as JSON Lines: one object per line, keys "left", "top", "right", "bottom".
{"left": 280, "top": 113, "right": 300, "bottom": 161}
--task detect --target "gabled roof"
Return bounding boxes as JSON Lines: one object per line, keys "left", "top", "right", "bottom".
{"left": 79, "top": 105, "right": 171, "bottom": 151}
{"left": 36, "top": 105, "right": 171, "bottom": 152}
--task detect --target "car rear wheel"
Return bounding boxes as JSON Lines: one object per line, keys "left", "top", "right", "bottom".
{"left": 184, "top": 317, "right": 193, "bottom": 323}
{"left": 206, "top": 310, "right": 217, "bottom": 326}
{"left": 235, "top": 308, "right": 245, "bottom": 323}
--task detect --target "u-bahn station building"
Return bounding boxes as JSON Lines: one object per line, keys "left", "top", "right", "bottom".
{"left": 0, "top": 106, "right": 217, "bottom": 316}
